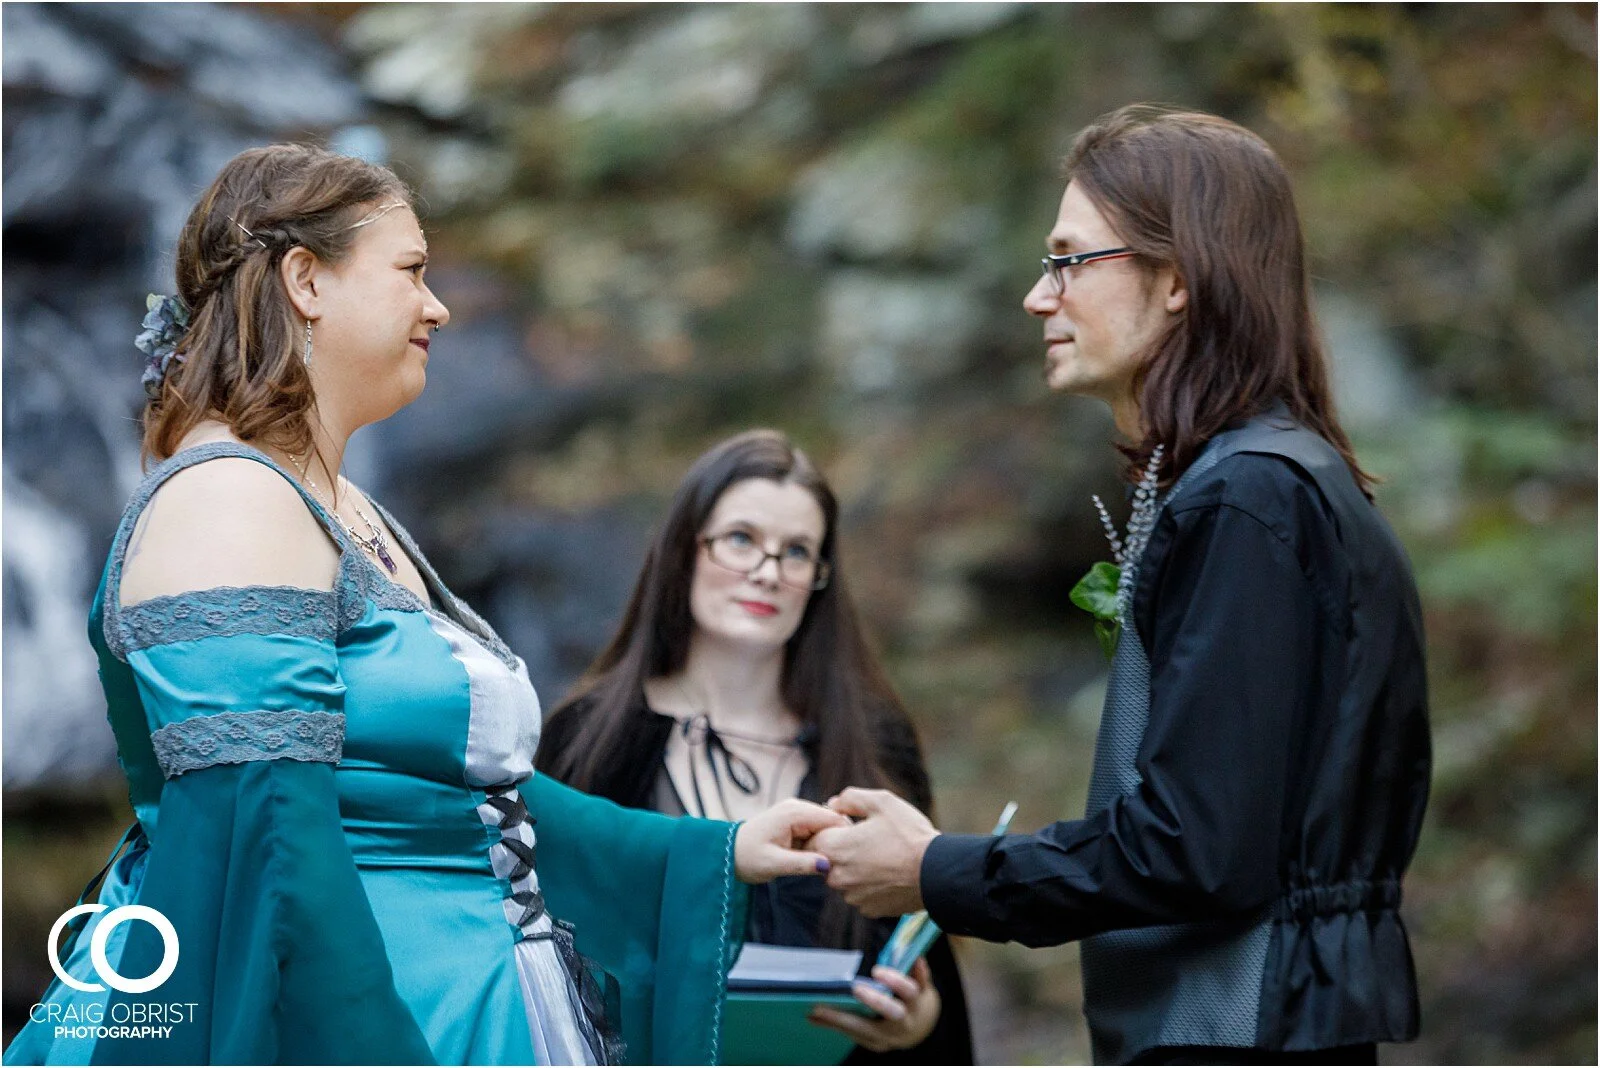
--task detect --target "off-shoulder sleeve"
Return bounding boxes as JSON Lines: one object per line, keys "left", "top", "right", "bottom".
{"left": 92, "top": 586, "right": 434, "bottom": 1066}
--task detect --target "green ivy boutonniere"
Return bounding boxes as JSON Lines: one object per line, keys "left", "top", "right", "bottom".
{"left": 1071, "top": 445, "right": 1165, "bottom": 661}
{"left": 1070, "top": 560, "right": 1123, "bottom": 659}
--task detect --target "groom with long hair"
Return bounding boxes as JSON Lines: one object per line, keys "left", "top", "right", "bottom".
{"left": 813, "top": 105, "right": 1431, "bottom": 1065}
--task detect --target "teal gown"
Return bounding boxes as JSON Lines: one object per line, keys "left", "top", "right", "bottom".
{"left": 6, "top": 443, "right": 749, "bottom": 1066}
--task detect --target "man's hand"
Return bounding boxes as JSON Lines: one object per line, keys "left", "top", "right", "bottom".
{"left": 734, "top": 798, "right": 850, "bottom": 884}
{"left": 811, "top": 787, "right": 938, "bottom": 917}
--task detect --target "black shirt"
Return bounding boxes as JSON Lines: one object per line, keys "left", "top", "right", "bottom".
{"left": 922, "top": 437, "right": 1429, "bottom": 1055}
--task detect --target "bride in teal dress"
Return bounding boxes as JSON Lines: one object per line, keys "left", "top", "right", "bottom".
{"left": 6, "top": 144, "right": 842, "bottom": 1067}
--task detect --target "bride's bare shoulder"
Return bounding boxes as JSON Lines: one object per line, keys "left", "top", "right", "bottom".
{"left": 120, "top": 445, "right": 339, "bottom": 606}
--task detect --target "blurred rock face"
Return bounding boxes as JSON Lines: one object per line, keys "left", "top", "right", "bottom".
{"left": 1, "top": 2, "right": 362, "bottom": 790}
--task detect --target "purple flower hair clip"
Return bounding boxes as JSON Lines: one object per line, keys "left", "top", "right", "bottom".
{"left": 135, "top": 293, "right": 191, "bottom": 400}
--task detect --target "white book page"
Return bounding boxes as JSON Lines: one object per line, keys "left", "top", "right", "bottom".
{"left": 727, "top": 943, "right": 863, "bottom": 985}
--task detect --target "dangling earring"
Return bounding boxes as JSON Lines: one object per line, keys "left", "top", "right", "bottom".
{"left": 303, "top": 319, "right": 314, "bottom": 367}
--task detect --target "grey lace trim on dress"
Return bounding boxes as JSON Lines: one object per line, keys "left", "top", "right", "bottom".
{"left": 103, "top": 441, "right": 520, "bottom": 672}
{"left": 122, "top": 586, "right": 337, "bottom": 651}
{"left": 368, "top": 499, "right": 521, "bottom": 671}
{"left": 150, "top": 709, "right": 345, "bottom": 779}
{"left": 104, "top": 442, "right": 356, "bottom": 662}
{"left": 440, "top": 593, "right": 520, "bottom": 672}
{"left": 347, "top": 555, "right": 429, "bottom": 617}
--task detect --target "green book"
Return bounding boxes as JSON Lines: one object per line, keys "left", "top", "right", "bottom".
{"left": 721, "top": 990, "right": 869, "bottom": 1065}
{"left": 720, "top": 944, "right": 874, "bottom": 1065}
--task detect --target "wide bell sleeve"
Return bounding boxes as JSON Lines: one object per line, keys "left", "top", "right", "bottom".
{"left": 91, "top": 587, "right": 434, "bottom": 1066}
{"left": 524, "top": 773, "right": 749, "bottom": 1066}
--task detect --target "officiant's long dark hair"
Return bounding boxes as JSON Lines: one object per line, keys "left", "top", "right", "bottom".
{"left": 540, "top": 429, "right": 930, "bottom": 947}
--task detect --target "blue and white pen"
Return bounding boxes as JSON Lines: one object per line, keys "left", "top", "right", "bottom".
{"left": 875, "top": 801, "right": 1019, "bottom": 975}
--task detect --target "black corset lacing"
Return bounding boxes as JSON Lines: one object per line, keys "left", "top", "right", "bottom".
{"left": 483, "top": 783, "right": 546, "bottom": 929}
{"left": 483, "top": 781, "right": 625, "bottom": 1065}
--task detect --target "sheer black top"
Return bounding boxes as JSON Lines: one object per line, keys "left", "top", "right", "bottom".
{"left": 539, "top": 692, "right": 976, "bottom": 1065}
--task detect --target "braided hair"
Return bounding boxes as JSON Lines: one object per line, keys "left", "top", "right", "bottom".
{"left": 142, "top": 144, "right": 414, "bottom": 464}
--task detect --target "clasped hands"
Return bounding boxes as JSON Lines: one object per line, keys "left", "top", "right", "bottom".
{"left": 732, "top": 787, "right": 938, "bottom": 915}
{"left": 732, "top": 789, "right": 941, "bottom": 1050}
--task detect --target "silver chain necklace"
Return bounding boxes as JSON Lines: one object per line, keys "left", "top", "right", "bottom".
{"left": 290, "top": 452, "right": 399, "bottom": 575}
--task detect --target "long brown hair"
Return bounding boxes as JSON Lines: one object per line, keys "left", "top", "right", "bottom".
{"left": 142, "top": 144, "right": 413, "bottom": 464}
{"left": 1065, "top": 104, "right": 1374, "bottom": 495}
{"left": 543, "top": 429, "right": 923, "bottom": 946}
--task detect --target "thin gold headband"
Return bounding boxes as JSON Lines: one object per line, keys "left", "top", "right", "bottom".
{"left": 344, "top": 200, "right": 409, "bottom": 231}
{"left": 229, "top": 201, "right": 409, "bottom": 250}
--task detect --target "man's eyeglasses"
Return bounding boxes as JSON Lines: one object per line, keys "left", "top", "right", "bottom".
{"left": 1039, "top": 247, "right": 1136, "bottom": 296}
{"left": 701, "top": 530, "right": 832, "bottom": 591}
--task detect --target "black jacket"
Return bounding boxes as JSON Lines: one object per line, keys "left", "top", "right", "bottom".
{"left": 921, "top": 419, "right": 1430, "bottom": 1058}
{"left": 539, "top": 693, "right": 976, "bottom": 1065}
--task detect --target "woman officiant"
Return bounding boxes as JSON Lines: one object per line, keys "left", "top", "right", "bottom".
{"left": 538, "top": 429, "right": 975, "bottom": 1063}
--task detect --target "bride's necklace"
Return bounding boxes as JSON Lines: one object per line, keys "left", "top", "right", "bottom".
{"left": 290, "top": 452, "right": 399, "bottom": 575}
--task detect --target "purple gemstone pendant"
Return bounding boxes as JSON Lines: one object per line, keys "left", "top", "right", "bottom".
{"left": 374, "top": 541, "right": 398, "bottom": 574}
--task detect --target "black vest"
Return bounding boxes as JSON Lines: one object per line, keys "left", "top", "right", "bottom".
{"left": 1080, "top": 411, "right": 1365, "bottom": 1064}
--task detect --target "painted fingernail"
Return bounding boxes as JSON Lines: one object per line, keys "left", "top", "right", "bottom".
{"left": 815, "top": 856, "right": 831, "bottom": 873}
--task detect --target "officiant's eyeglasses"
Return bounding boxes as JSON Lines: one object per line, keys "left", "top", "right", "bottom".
{"left": 1040, "top": 247, "right": 1136, "bottom": 296}
{"left": 701, "top": 530, "right": 832, "bottom": 591}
